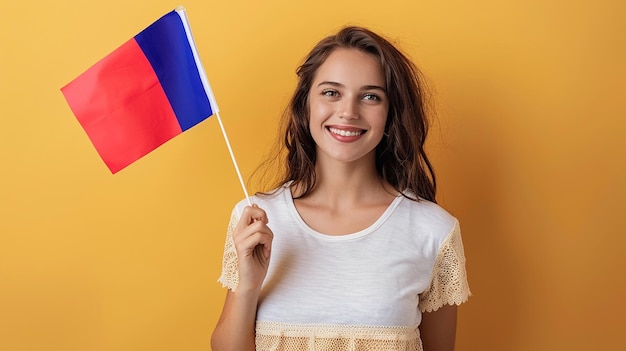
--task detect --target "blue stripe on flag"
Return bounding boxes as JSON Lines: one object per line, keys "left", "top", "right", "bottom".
{"left": 134, "top": 11, "right": 213, "bottom": 131}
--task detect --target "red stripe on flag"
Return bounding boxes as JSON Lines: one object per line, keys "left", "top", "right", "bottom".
{"left": 62, "top": 38, "right": 183, "bottom": 173}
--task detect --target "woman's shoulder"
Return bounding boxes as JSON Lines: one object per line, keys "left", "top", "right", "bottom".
{"left": 231, "top": 183, "right": 291, "bottom": 215}
{"left": 397, "top": 192, "right": 458, "bottom": 238}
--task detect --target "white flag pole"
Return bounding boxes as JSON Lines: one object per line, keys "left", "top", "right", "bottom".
{"left": 215, "top": 111, "right": 252, "bottom": 206}
{"left": 176, "top": 7, "right": 252, "bottom": 206}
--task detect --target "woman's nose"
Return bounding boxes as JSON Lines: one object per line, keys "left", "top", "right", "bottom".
{"left": 338, "top": 99, "right": 358, "bottom": 120}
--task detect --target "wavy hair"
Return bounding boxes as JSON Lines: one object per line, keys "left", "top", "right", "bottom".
{"left": 254, "top": 26, "right": 437, "bottom": 202}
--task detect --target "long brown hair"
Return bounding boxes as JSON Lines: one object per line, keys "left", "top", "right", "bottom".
{"left": 253, "top": 26, "right": 437, "bottom": 202}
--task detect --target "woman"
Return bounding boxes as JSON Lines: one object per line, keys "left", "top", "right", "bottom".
{"left": 212, "top": 26, "right": 470, "bottom": 351}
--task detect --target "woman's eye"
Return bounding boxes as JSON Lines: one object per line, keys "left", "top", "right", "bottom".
{"left": 322, "top": 90, "right": 338, "bottom": 97}
{"left": 363, "top": 93, "right": 380, "bottom": 101}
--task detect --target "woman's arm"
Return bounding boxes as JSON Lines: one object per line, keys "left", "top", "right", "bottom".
{"left": 419, "top": 304, "right": 458, "bottom": 351}
{"left": 211, "top": 205, "right": 274, "bottom": 351}
{"left": 211, "top": 288, "right": 258, "bottom": 351}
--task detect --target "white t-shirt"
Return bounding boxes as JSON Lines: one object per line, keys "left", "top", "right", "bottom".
{"left": 219, "top": 184, "right": 470, "bottom": 351}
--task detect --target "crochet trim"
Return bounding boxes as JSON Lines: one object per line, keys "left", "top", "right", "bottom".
{"left": 255, "top": 321, "right": 422, "bottom": 351}
{"left": 217, "top": 208, "right": 239, "bottom": 290}
{"left": 419, "top": 221, "right": 471, "bottom": 313}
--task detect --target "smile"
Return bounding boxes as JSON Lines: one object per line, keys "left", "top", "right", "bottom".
{"left": 328, "top": 127, "right": 364, "bottom": 137}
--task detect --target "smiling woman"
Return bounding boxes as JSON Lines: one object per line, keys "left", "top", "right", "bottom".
{"left": 211, "top": 26, "right": 470, "bottom": 351}
{"left": 308, "top": 48, "right": 389, "bottom": 165}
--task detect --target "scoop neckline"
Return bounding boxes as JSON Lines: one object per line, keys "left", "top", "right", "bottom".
{"left": 283, "top": 186, "right": 404, "bottom": 241}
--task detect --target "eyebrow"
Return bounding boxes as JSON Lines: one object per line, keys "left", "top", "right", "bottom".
{"left": 316, "top": 81, "right": 387, "bottom": 93}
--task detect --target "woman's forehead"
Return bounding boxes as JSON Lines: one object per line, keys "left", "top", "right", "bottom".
{"left": 312, "top": 48, "right": 385, "bottom": 88}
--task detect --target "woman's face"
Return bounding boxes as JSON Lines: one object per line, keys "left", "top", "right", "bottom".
{"left": 307, "top": 48, "right": 389, "bottom": 167}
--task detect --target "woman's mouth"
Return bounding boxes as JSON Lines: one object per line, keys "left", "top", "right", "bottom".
{"left": 327, "top": 127, "right": 365, "bottom": 137}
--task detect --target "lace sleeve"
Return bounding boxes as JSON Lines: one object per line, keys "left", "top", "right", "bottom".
{"left": 217, "top": 208, "right": 240, "bottom": 291}
{"left": 419, "top": 221, "right": 471, "bottom": 313}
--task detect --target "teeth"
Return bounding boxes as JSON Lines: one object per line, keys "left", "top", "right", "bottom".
{"left": 329, "top": 127, "right": 363, "bottom": 137}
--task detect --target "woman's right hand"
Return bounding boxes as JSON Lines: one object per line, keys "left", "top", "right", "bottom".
{"left": 232, "top": 204, "right": 274, "bottom": 293}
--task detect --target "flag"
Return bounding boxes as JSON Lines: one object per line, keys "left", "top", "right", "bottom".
{"left": 61, "top": 7, "right": 219, "bottom": 174}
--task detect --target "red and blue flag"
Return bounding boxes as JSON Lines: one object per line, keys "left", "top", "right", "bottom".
{"left": 61, "top": 7, "right": 218, "bottom": 173}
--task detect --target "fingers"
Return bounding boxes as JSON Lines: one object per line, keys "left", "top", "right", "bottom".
{"left": 233, "top": 205, "right": 273, "bottom": 260}
{"left": 237, "top": 204, "right": 268, "bottom": 228}
{"left": 239, "top": 229, "right": 273, "bottom": 260}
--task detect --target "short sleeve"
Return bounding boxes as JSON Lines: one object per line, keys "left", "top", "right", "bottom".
{"left": 419, "top": 221, "right": 471, "bottom": 313}
{"left": 217, "top": 208, "right": 240, "bottom": 291}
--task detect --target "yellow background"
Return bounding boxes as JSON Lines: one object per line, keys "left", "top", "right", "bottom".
{"left": 1, "top": 0, "right": 624, "bottom": 350}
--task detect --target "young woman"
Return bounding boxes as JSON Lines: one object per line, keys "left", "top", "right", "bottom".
{"left": 211, "top": 26, "right": 470, "bottom": 351}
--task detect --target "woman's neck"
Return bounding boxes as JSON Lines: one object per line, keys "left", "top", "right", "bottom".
{"left": 290, "top": 156, "right": 399, "bottom": 235}
{"left": 294, "top": 156, "right": 397, "bottom": 210}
